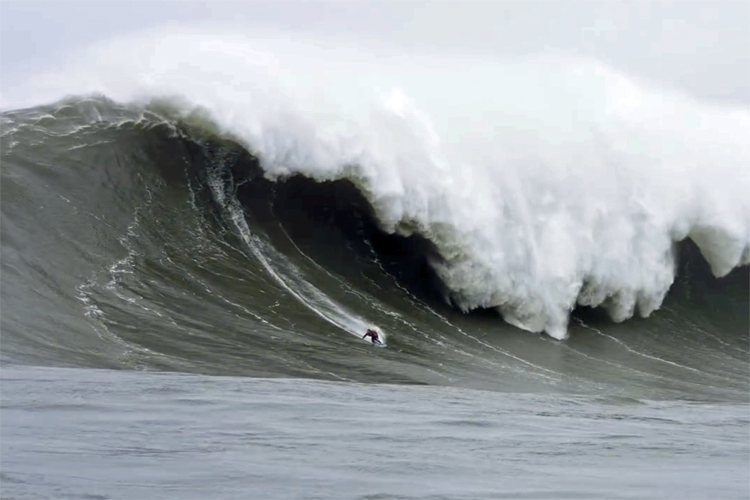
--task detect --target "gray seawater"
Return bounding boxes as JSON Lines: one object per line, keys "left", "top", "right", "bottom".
{"left": 1, "top": 97, "right": 749, "bottom": 499}
{"left": 3, "top": 366, "right": 748, "bottom": 500}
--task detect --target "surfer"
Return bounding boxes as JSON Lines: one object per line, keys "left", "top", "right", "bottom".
{"left": 363, "top": 328, "right": 382, "bottom": 345}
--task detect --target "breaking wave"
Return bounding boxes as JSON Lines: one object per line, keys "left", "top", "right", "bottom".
{"left": 5, "top": 27, "right": 749, "bottom": 339}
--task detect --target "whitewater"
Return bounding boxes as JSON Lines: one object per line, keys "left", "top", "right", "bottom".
{"left": 8, "top": 27, "right": 749, "bottom": 339}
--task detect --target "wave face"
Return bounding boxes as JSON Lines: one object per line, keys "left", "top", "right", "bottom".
{"left": 1, "top": 29, "right": 748, "bottom": 400}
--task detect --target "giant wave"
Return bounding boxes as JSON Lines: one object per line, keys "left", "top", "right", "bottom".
{"left": 8, "top": 27, "right": 749, "bottom": 339}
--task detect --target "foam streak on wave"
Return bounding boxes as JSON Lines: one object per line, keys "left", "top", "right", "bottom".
{"left": 204, "top": 149, "right": 379, "bottom": 341}
{"left": 16, "top": 28, "right": 750, "bottom": 338}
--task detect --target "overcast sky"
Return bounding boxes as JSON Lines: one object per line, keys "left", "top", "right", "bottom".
{"left": 1, "top": 0, "right": 748, "bottom": 106}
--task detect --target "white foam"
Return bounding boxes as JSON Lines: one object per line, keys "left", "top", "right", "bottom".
{"left": 14, "top": 28, "right": 749, "bottom": 339}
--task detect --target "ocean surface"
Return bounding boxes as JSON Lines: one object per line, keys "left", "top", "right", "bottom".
{"left": 1, "top": 30, "right": 749, "bottom": 499}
